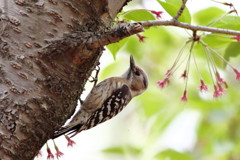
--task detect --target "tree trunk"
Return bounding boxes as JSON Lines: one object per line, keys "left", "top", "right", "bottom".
{"left": 0, "top": 0, "right": 136, "bottom": 159}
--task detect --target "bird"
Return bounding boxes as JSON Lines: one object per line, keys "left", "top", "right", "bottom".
{"left": 53, "top": 56, "right": 148, "bottom": 138}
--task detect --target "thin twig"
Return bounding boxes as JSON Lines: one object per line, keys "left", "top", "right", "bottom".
{"left": 173, "top": 0, "right": 188, "bottom": 21}
{"left": 135, "top": 19, "right": 240, "bottom": 36}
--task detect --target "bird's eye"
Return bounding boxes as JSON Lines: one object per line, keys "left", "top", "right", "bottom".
{"left": 135, "top": 71, "right": 140, "bottom": 76}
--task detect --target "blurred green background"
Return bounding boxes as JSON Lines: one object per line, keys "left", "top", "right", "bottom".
{"left": 98, "top": 0, "right": 240, "bottom": 159}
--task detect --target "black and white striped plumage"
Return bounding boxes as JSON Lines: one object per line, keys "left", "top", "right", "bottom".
{"left": 53, "top": 56, "right": 148, "bottom": 139}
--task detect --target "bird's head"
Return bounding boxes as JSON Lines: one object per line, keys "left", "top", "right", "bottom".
{"left": 122, "top": 56, "right": 148, "bottom": 97}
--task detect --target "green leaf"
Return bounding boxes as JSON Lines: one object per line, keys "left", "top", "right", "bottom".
{"left": 224, "top": 42, "right": 240, "bottom": 61}
{"left": 156, "top": 149, "right": 193, "bottom": 160}
{"left": 165, "top": 0, "right": 181, "bottom": 5}
{"left": 102, "top": 147, "right": 124, "bottom": 154}
{"left": 102, "top": 146, "right": 141, "bottom": 155}
{"left": 213, "top": 15, "right": 240, "bottom": 31}
{"left": 156, "top": 0, "right": 191, "bottom": 23}
{"left": 194, "top": 7, "right": 226, "bottom": 26}
{"left": 106, "top": 38, "right": 129, "bottom": 59}
{"left": 202, "top": 34, "right": 232, "bottom": 48}
{"left": 123, "top": 9, "right": 156, "bottom": 21}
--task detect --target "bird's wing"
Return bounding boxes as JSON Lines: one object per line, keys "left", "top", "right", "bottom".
{"left": 70, "top": 84, "right": 131, "bottom": 138}
{"left": 53, "top": 84, "right": 131, "bottom": 139}
{"left": 81, "top": 77, "right": 125, "bottom": 112}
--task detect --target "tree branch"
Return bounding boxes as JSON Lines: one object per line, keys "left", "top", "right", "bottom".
{"left": 115, "top": 0, "right": 240, "bottom": 38}
{"left": 86, "top": 22, "right": 143, "bottom": 49}
{"left": 100, "top": 0, "right": 239, "bottom": 45}
{"left": 134, "top": 19, "right": 240, "bottom": 36}
{"left": 173, "top": 0, "right": 188, "bottom": 20}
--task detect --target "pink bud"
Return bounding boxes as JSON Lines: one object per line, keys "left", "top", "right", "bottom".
{"left": 213, "top": 85, "right": 222, "bottom": 98}
{"left": 233, "top": 68, "right": 240, "bottom": 81}
{"left": 47, "top": 147, "right": 54, "bottom": 160}
{"left": 55, "top": 147, "right": 64, "bottom": 159}
{"left": 231, "top": 35, "right": 240, "bottom": 42}
{"left": 157, "top": 77, "right": 169, "bottom": 88}
{"left": 150, "top": 10, "right": 164, "bottom": 19}
{"left": 136, "top": 34, "right": 146, "bottom": 42}
{"left": 199, "top": 80, "right": 208, "bottom": 92}
{"left": 65, "top": 135, "right": 76, "bottom": 147}
{"left": 180, "top": 70, "right": 187, "bottom": 79}
{"left": 181, "top": 90, "right": 188, "bottom": 102}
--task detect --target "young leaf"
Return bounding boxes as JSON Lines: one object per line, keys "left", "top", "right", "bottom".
{"left": 194, "top": 7, "right": 226, "bottom": 26}
{"left": 156, "top": 149, "right": 193, "bottom": 160}
{"left": 102, "top": 147, "right": 124, "bottom": 154}
{"left": 102, "top": 146, "right": 141, "bottom": 155}
{"left": 106, "top": 38, "right": 129, "bottom": 59}
{"left": 165, "top": 0, "right": 181, "bottom": 5}
{"left": 123, "top": 9, "right": 156, "bottom": 21}
{"left": 156, "top": 0, "right": 191, "bottom": 23}
{"left": 213, "top": 16, "right": 240, "bottom": 31}
{"left": 202, "top": 34, "right": 232, "bottom": 48}
{"left": 224, "top": 42, "right": 240, "bottom": 61}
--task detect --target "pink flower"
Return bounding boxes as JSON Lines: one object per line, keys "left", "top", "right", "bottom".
{"left": 216, "top": 72, "right": 228, "bottom": 88}
{"left": 233, "top": 68, "right": 240, "bottom": 81}
{"left": 217, "top": 82, "right": 226, "bottom": 94}
{"left": 181, "top": 90, "right": 188, "bottom": 101}
{"left": 157, "top": 77, "right": 169, "bottom": 88}
{"left": 216, "top": 72, "right": 224, "bottom": 83}
{"left": 199, "top": 80, "right": 208, "bottom": 92}
{"left": 65, "top": 135, "right": 76, "bottom": 147}
{"left": 47, "top": 147, "right": 54, "bottom": 160}
{"left": 180, "top": 70, "right": 187, "bottom": 79}
{"left": 136, "top": 34, "right": 146, "bottom": 42}
{"left": 55, "top": 146, "right": 64, "bottom": 159}
{"left": 151, "top": 10, "right": 164, "bottom": 19}
{"left": 232, "top": 35, "right": 240, "bottom": 42}
{"left": 213, "top": 85, "right": 222, "bottom": 98}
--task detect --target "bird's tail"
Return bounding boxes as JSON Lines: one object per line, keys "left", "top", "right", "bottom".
{"left": 53, "top": 124, "right": 83, "bottom": 139}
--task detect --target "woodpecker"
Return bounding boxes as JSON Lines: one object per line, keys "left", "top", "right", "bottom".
{"left": 54, "top": 56, "right": 148, "bottom": 138}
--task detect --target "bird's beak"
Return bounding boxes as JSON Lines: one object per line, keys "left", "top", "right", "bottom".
{"left": 130, "top": 55, "right": 136, "bottom": 71}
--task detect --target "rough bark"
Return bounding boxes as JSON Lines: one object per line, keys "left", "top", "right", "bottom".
{"left": 0, "top": 0, "right": 134, "bottom": 159}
